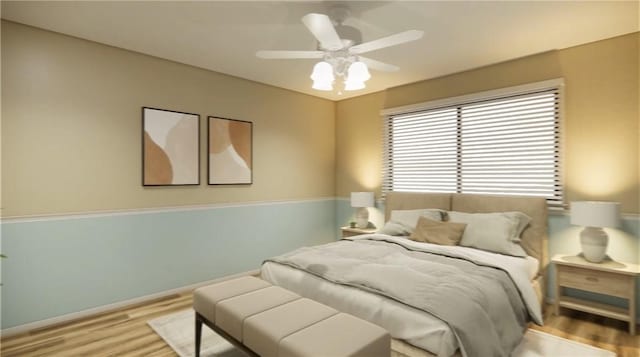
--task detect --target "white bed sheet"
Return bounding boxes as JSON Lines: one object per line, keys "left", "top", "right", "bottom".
{"left": 261, "top": 234, "right": 542, "bottom": 357}
{"left": 525, "top": 255, "right": 540, "bottom": 280}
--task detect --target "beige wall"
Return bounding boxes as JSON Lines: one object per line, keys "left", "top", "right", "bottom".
{"left": 336, "top": 32, "right": 639, "bottom": 214}
{"left": 3, "top": 21, "right": 638, "bottom": 216}
{"left": 559, "top": 33, "right": 639, "bottom": 213}
{"left": 335, "top": 91, "right": 386, "bottom": 194}
{"left": 1, "top": 21, "right": 336, "bottom": 217}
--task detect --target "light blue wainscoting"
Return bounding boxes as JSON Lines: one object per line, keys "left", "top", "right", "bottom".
{"left": 336, "top": 197, "right": 640, "bottom": 318}
{"left": 1, "top": 199, "right": 336, "bottom": 329}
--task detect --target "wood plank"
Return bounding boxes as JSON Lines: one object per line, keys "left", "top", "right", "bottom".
{"left": 533, "top": 305, "right": 640, "bottom": 357}
{"left": 0, "top": 337, "right": 65, "bottom": 357}
{"left": 126, "top": 340, "right": 176, "bottom": 357}
{"left": 558, "top": 296, "right": 629, "bottom": 321}
{"left": 2, "top": 293, "right": 638, "bottom": 357}
{"left": 552, "top": 254, "right": 640, "bottom": 276}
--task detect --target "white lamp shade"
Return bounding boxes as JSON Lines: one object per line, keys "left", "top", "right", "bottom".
{"left": 310, "top": 61, "right": 334, "bottom": 81}
{"left": 570, "top": 201, "right": 620, "bottom": 228}
{"left": 310, "top": 61, "right": 334, "bottom": 91}
{"left": 344, "top": 79, "right": 365, "bottom": 91}
{"left": 346, "top": 61, "right": 371, "bottom": 82}
{"left": 312, "top": 80, "right": 333, "bottom": 91}
{"left": 351, "top": 192, "right": 374, "bottom": 208}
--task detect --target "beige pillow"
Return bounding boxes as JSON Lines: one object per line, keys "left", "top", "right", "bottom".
{"left": 410, "top": 217, "right": 467, "bottom": 246}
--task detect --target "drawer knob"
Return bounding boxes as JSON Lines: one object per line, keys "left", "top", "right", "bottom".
{"left": 586, "top": 277, "right": 598, "bottom": 282}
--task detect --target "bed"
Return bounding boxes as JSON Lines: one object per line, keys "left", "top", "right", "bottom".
{"left": 261, "top": 192, "right": 548, "bottom": 357}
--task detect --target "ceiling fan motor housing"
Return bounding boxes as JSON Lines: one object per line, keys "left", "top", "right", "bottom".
{"left": 334, "top": 25, "right": 362, "bottom": 49}
{"left": 317, "top": 5, "right": 362, "bottom": 51}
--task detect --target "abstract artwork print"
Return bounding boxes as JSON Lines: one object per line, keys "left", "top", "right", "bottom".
{"left": 143, "top": 107, "right": 200, "bottom": 186}
{"left": 208, "top": 117, "right": 252, "bottom": 185}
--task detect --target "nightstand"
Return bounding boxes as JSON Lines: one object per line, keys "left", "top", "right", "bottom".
{"left": 341, "top": 226, "right": 376, "bottom": 238}
{"left": 552, "top": 254, "right": 640, "bottom": 334}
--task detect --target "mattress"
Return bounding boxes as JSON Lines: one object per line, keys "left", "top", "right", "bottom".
{"left": 261, "top": 236, "right": 541, "bottom": 357}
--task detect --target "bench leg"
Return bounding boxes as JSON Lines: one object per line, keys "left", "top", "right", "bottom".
{"left": 195, "top": 313, "right": 203, "bottom": 357}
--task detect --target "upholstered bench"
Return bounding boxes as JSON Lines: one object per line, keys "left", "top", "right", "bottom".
{"left": 193, "top": 276, "right": 391, "bottom": 357}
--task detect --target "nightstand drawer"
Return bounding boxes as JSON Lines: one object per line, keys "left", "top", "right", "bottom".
{"left": 557, "top": 265, "right": 632, "bottom": 298}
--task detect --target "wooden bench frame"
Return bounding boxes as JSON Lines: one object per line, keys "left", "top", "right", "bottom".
{"left": 195, "top": 312, "right": 259, "bottom": 357}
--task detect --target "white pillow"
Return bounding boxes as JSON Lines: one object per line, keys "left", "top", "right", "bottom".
{"left": 507, "top": 211, "right": 532, "bottom": 242}
{"left": 378, "top": 209, "right": 444, "bottom": 236}
{"left": 448, "top": 211, "right": 530, "bottom": 257}
{"left": 378, "top": 221, "right": 412, "bottom": 236}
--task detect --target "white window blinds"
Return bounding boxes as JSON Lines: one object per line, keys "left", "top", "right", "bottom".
{"left": 382, "top": 86, "right": 562, "bottom": 206}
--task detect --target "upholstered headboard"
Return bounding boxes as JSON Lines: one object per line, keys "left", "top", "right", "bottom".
{"left": 384, "top": 192, "right": 549, "bottom": 272}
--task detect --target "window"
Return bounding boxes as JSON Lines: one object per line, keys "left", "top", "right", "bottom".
{"left": 382, "top": 80, "right": 562, "bottom": 207}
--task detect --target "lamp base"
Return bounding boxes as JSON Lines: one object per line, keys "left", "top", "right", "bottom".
{"left": 580, "top": 227, "right": 608, "bottom": 263}
{"left": 355, "top": 207, "right": 369, "bottom": 229}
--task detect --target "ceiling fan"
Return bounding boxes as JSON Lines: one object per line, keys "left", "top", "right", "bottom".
{"left": 256, "top": 7, "right": 423, "bottom": 92}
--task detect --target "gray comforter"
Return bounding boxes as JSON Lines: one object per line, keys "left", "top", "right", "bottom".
{"left": 265, "top": 236, "right": 541, "bottom": 357}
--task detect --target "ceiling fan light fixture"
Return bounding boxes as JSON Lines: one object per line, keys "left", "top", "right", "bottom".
{"left": 344, "top": 79, "right": 365, "bottom": 91}
{"left": 346, "top": 61, "right": 371, "bottom": 82}
{"left": 312, "top": 80, "right": 334, "bottom": 91}
{"left": 310, "top": 61, "right": 335, "bottom": 90}
{"left": 310, "top": 61, "right": 334, "bottom": 81}
{"left": 257, "top": 11, "right": 423, "bottom": 94}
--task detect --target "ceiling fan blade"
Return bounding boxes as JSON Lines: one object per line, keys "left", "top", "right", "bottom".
{"left": 256, "top": 50, "right": 324, "bottom": 59}
{"left": 359, "top": 57, "right": 399, "bottom": 72}
{"left": 301, "top": 13, "right": 344, "bottom": 51}
{"left": 350, "top": 30, "right": 424, "bottom": 54}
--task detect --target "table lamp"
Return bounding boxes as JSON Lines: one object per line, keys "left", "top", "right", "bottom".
{"left": 570, "top": 201, "right": 620, "bottom": 263}
{"left": 351, "top": 192, "right": 374, "bottom": 229}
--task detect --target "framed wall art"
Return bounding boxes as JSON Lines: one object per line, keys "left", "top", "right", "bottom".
{"left": 142, "top": 107, "right": 200, "bottom": 186}
{"left": 208, "top": 116, "right": 253, "bottom": 185}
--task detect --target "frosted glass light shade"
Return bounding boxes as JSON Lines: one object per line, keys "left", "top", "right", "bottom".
{"left": 344, "top": 80, "right": 365, "bottom": 91}
{"left": 570, "top": 201, "right": 620, "bottom": 228}
{"left": 351, "top": 192, "right": 374, "bottom": 208}
{"left": 344, "top": 61, "right": 370, "bottom": 91}
{"left": 310, "top": 61, "right": 334, "bottom": 91}
{"left": 347, "top": 61, "right": 371, "bottom": 82}
{"left": 312, "top": 80, "right": 333, "bottom": 91}
{"left": 310, "top": 61, "right": 334, "bottom": 81}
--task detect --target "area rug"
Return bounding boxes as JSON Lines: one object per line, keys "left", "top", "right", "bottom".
{"left": 148, "top": 309, "right": 615, "bottom": 357}
{"left": 511, "top": 329, "right": 614, "bottom": 357}
{"left": 148, "top": 309, "right": 245, "bottom": 357}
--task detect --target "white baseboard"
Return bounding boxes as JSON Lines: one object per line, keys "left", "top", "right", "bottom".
{"left": 0, "top": 269, "right": 260, "bottom": 338}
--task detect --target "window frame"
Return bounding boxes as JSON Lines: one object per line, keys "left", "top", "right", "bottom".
{"left": 381, "top": 79, "right": 565, "bottom": 207}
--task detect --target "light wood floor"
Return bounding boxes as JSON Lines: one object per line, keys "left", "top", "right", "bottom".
{"left": 2, "top": 292, "right": 639, "bottom": 357}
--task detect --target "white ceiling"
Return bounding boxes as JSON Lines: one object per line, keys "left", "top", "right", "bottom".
{"left": 2, "top": 1, "right": 638, "bottom": 101}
